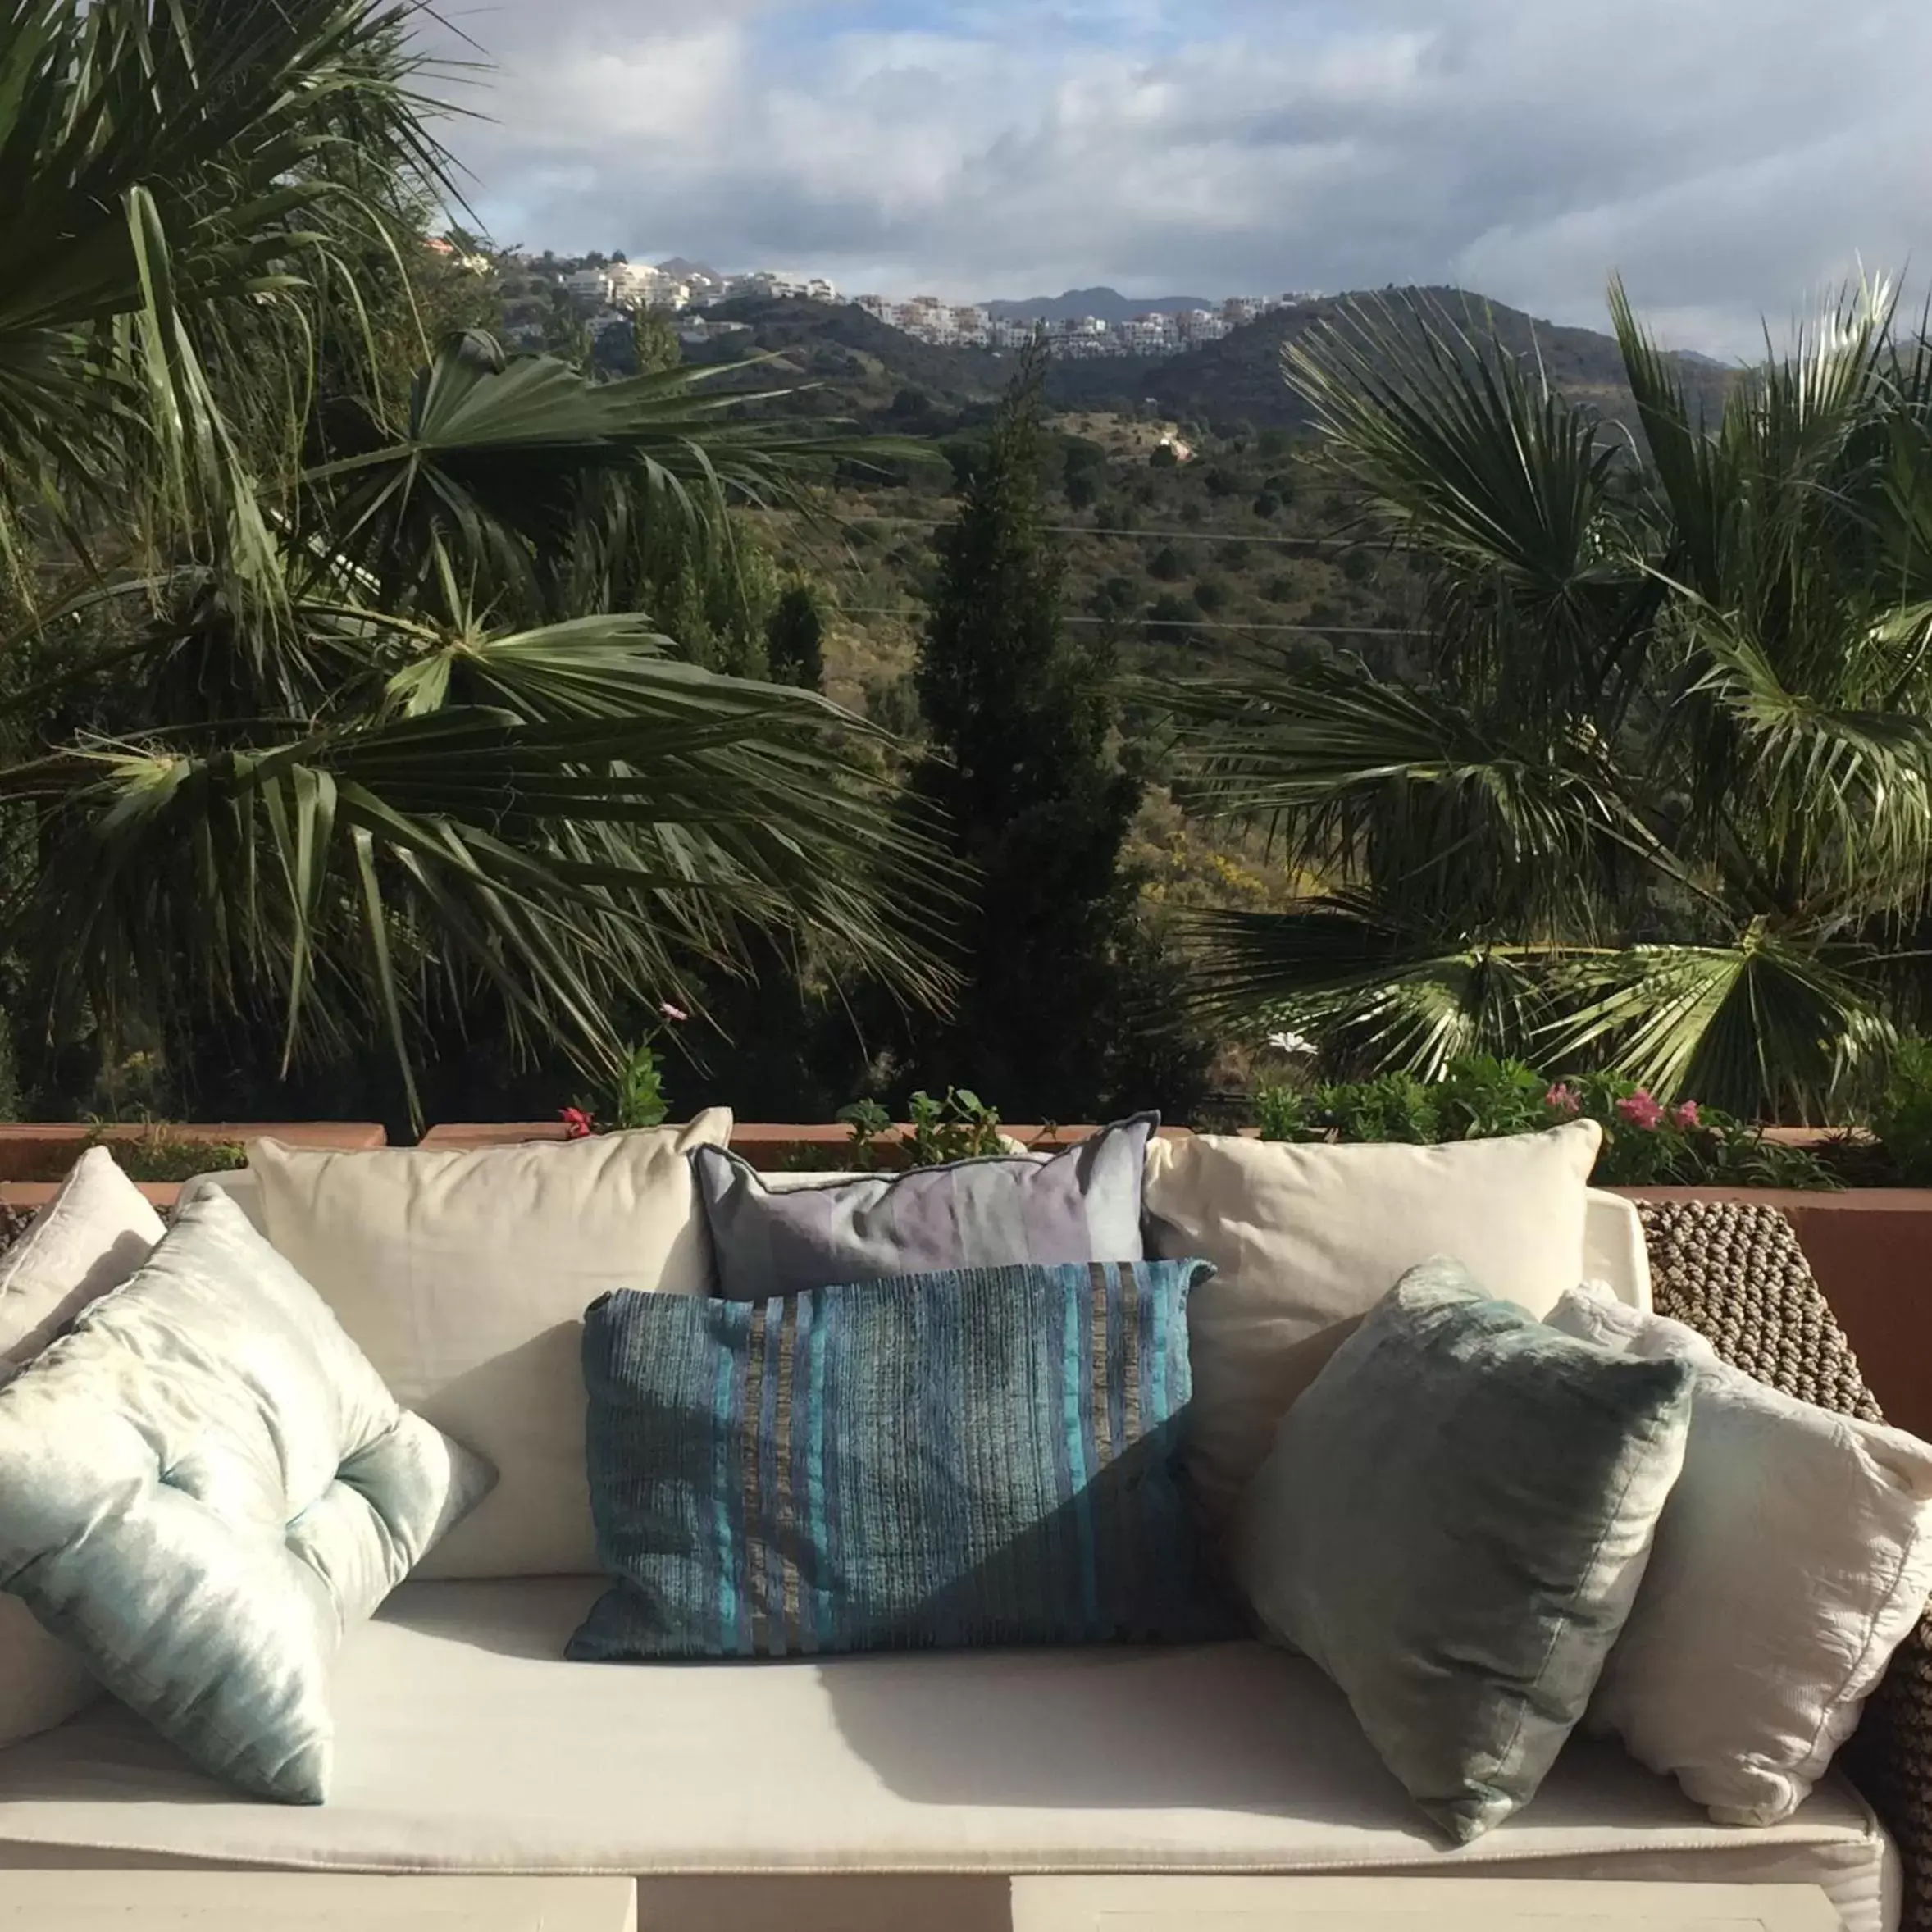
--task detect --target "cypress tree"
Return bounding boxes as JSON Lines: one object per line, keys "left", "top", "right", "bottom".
{"left": 765, "top": 581, "right": 826, "bottom": 691}
{"left": 910, "top": 354, "right": 1144, "bottom": 1119}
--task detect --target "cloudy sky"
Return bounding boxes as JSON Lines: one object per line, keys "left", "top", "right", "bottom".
{"left": 426, "top": 0, "right": 1926, "bottom": 358}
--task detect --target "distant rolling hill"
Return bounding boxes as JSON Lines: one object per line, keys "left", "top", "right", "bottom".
{"left": 687, "top": 289, "right": 1731, "bottom": 439}
{"left": 1042, "top": 289, "right": 1733, "bottom": 437}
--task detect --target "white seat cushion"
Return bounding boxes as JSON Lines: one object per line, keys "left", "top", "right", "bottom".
{"left": 0, "top": 1580, "right": 1896, "bottom": 1932}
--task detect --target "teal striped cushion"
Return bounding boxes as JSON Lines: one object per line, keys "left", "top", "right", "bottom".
{"left": 569, "top": 1260, "right": 1234, "bottom": 1658}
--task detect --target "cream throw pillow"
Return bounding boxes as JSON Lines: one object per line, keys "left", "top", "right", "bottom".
{"left": 0, "top": 1146, "right": 164, "bottom": 1750}
{"left": 0, "top": 1146, "right": 163, "bottom": 1372}
{"left": 1548, "top": 1282, "right": 1932, "bottom": 1825}
{"left": 250, "top": 1113, "right": 732, "bottom": 1579}
{"left": 1143, "top": 1121, "right": 1602, "bottom": 1529}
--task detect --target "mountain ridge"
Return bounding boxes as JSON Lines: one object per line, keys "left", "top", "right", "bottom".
{"left": 983, "top": 286, "right": 1217, "bottom": 324}
{"left": 690, "top": 285, "right": 1732, "bottom": 439}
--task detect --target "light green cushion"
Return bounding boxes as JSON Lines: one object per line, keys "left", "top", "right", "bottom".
{"left": 1233, "top": 1257, "right": 1694, "bottom": 1843}
{"left": 0, "top": 1192, "right": 494, "bottom": 1803}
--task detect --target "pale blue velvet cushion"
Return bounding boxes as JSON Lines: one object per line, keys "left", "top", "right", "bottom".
{"left": 1233, "top": 1257, "right": 1694, "bottom": 1843}
{"left": 0, "top": 1191, "right": 494, "bottom": 1803}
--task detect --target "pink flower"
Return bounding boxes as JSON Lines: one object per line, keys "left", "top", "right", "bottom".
{"left": 658, "top": 1002, "right": 690, "bottom": 1023}
{"left": 1615, "top": 1091, "right": 1665, "bottom": 1131}
{"left": 558, "top": 1105, "right": 595, "bottom": 1140}
{"left": 1544, "top": 1082, "right": 1582, "bottom": 1116}
{"left": 1671, "top": 1100, "right": 1702, "bottom": 1131}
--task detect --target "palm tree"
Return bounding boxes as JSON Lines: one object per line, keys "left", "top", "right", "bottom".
{"left": 1168, "top": 280, "right": 1932, "bottom": 1119}
{"left": 0, "top": 0, "right": 955, "bottom": 1119}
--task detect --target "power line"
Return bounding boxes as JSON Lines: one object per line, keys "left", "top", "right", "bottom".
{"left": 823, "top": 515, "right": 1351, "bottom": 550}
{"left": 830, "top": 607, "right": 1421, "bottom": 636}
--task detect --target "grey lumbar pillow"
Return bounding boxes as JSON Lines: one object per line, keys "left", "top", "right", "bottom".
{"left": 692, "top": 1114, "right": 1157, "bottom": 1300}
{"left": 1233, "top": 1256, "right": 1695, "bottom": 1843}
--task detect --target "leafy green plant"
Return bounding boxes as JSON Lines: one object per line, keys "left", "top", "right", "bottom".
{"left": 1251, "top": 1085, "right": 1315, "bottom": 1141}
{"left": 563, "top": 1005, "right": 688, "bottom": 1134}
{"left": 836, "top": 1089, "right": 1007, "bottom": 1169}
{"left": 1875, "top": 1040, "right": 1932, "bottom": 1185}
{"left": 835, "top": 1099, "right": 895, "bottom": 1170}
{"left": 608, "top": 1042, "right": 669, "bottom": 1132}
{"left": 1434, "top": 1056, "right": 1552, "bottom": 1141}
{"left": 1318, "top": 1072, "right": 1441, "bottom": 1144}
{"left": 905, "top": 1088, "right": 1006, "bottom": 1166}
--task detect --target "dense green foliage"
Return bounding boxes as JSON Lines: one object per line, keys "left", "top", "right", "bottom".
{"left": 1875, "top": 1041, "right": 1932, "bottom": 1186}
{"left": 1174, "top": 281, "right": 1932, "bottom": 1121}
{"left": 0, "top": 0, "right": 953, "bottom": 1128}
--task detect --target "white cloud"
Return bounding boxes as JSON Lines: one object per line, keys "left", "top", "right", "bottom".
{"left": 433, "top": 0, "right": 1932, "bottom": 355}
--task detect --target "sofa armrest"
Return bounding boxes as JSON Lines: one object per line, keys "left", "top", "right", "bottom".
{"left": 1636, "top": 1200, "right": 1925, "bottom": 1926}
{"left": 1637, "top": 1199, "right": 1881, "bottom": 1421}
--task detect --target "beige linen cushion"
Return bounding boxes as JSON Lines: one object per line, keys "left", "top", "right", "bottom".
{"left": 249, "top": 1113, "right": 732, "bottom": 1579}
{"left": 0, "top": 1147, "right": 165, "bottom": 1749}
{"left": 1143, "top": 1121, "right": 1602, "bottom": 1529}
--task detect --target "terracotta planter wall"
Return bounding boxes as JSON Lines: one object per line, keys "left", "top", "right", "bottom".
{"left": 414, "top": 1122, "right": 1192, "bottom": 1169}
{"left": 0, "top": 1123, "right": 385, "bottom": 1214}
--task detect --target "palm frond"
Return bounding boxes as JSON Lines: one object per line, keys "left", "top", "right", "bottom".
{"left": 1538, "top": 932, "right": 1893, "bottom": 1117}
{"left": 7, "top": 673, "right": 961, "bottom": 1120}
{"left": 0, "top": 0, "right": 462, "bottom": 570}
{"left": 1285, "top": 289, "right": 1647, "bottom": 715}
{"left": 1184, "top": 892, "right": 1553, "bottom": 1079}
{"left": 1150, "top": 655, "right": 1686, "bottom": 938}
{"left": 306, "top": 336, "right": 867, "bottom": 617}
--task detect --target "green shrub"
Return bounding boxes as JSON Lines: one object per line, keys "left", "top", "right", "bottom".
{"left": 1321, "top": 1072, "right": 1441, "bottom": 1143}
{"left": 1876, "top": 1039, "right": 1932, "bottom": 1183}
{"left": 1251, "top": 1085, "right": 1313, "bottom": 1141}
{"left": 1146, "top": 593, "right": 1196, "bottom": 645}
{"left": 90, "top": 1132, "right": 246, "bottom": 1182}
{"left": 1253, "top": 1055, "right": 1834, "bottom": 1190}
{"left": 1088, "top": 576, "right": 1141, "bottom": 621}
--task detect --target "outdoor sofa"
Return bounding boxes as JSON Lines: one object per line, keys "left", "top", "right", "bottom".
{"left": 0, "top": 1136, "right": 1925, "bottom": 1932}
